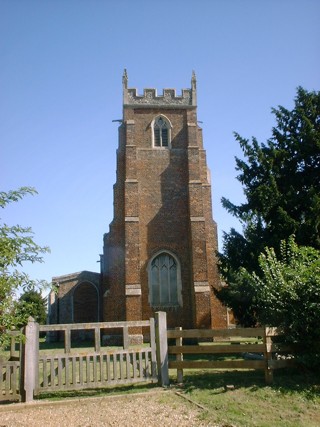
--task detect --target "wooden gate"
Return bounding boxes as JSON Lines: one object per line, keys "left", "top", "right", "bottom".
{"left": 20, "top": 318, "right": 158, "bottom": 401}
{"left": 37, "top": 348, "right": 156, "bottom": 392}
{"left": 0, "top": 331, "right": 20, "bottom": 402}
{"left": 0, "top": 360, "right": 20, "bottom": 401}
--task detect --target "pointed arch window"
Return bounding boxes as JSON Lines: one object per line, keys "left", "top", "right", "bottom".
{"left": 153, "top": 116, "right": 171, "bottom": 148}
{"left": 148, "top": 251, "right": 182, "bottom": 307}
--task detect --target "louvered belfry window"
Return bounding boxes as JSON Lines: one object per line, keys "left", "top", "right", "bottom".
{"left": 154, "top": 116, "right": 169, "bottom": 147}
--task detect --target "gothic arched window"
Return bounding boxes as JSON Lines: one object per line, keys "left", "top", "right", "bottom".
{"left": 153, "top": 116, "right": 171, "bottom": 148}
{"left": 148, "top": 251, "right": 182, "bottom": 307}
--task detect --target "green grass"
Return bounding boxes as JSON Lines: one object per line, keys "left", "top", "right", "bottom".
{"left": 38, "top": 340, "right": 124, "bottom": 354}
{"left": 172, "top": 369, "right": 320, "bottom": 427}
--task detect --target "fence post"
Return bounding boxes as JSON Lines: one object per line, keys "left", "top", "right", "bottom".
{"left": 176, "top": 326, "right": 183, "bottom": 383}
{"left": 263, "top": 326, "right": 274, "bottom": 385}
{"left": 10, "top": 332, "right": 16, "bottom": 359}
{"left": 123, "top": 325, "right": 129, "bottom": 350}
{"left": 155, "top": 311, "right": 169, "bottom": 386}
{"left": 94, "top": 326, "right": 101, "bottom": 352}
{"left": 149, "top": 318, "right": 157, "bottom": 378}
{"left": 20, "top": 316, "right": 39, "bottom": 402}
{"left": 64, "top": 326, "right": 71, "bottom": 353}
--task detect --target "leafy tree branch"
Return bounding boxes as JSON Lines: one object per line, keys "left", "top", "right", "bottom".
{"left": 0, "top": 187, "right": 49, "bottom": 347}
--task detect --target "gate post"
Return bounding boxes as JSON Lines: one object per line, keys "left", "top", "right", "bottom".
{"left": 176, "top": 326, "right": 183, "bottom": 383}
{"left": 155, "top": 311, "right": 169, "bottom": 386}
{"left": 263, "top": 326, "right": 274, "bottom": 385}
{"left": 20, "top": 316, "right": 39, "bottom": 402}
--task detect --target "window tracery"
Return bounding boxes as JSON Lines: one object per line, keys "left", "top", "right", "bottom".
{"left": 148, "top": 251, "right": 182, "bottom": 307}
{"left": 153, "top": 116, "right": 171, "bottom": 148}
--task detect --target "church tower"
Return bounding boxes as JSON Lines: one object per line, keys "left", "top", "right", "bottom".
{"left": 102, "top": 71, "right": 227, "bottom": 338}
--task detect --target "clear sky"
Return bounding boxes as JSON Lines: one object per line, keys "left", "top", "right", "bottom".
{"left": 1, "top": 0, "right": 319, "bottom": 288}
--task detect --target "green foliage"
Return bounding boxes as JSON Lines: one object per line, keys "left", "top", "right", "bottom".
{"left": 252, "top": 237, "right": 320, "bottom": 368}
{"left": 218, "top": 87, "right": 320, "bottom": 325}
{"left": 0, "top": 187, "right": 50, "bottom": 347}
{"left": 15, "top": 290, "right": 47, "bottom": 326}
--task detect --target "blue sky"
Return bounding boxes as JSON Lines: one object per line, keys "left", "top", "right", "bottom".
{"left": 1, "top": 0, "right": 319, "bottom": 287}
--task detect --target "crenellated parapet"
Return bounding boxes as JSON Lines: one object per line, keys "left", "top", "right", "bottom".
{"left": 123, "top": 69, "right": 197, "bottom": 107}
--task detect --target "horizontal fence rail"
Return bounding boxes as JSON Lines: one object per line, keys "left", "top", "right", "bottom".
{"left": 167, "top": 327, "right": 295, "bottom": 384}
{"left": 40, "top": 320, "right": 152, "bottom": 331}
{"left": 40, "top": 320, "right": 153, "bottom": 353}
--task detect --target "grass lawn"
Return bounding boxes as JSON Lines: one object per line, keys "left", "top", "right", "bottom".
{"left": 173, "top": 369, "right": 320, "bottom": 427}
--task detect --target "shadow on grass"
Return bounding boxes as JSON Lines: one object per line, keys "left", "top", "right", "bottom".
{"left": 177, "top": 369, "right": 320, "bottom": 400}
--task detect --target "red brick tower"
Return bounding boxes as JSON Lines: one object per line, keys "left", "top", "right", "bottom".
{"left": 102, "top": 71, "right": 227, "bottom": 338}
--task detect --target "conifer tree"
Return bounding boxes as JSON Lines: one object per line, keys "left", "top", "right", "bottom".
{"left": 218, "top": 87, "right": 320, "bottom": 325}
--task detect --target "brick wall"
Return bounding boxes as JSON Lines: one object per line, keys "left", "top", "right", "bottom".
{"left": 49, "top": 76, "right": 227, "bottom": 332}
{"left": 103, "top": 85, "right": 227, "bottom": 330}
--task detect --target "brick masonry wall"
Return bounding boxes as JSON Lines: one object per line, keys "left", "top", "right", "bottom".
{"left": 102, "top": 100, "right": 227, "bottom": 330}
{"left": 50, "top": 77, "right": 227, "bottom": 331}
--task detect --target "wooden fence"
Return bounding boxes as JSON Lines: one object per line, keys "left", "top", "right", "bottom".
{"left": 0, "top": 331, "right": 20, "bottom": 401}
{"left": 37, "top": 348, "right": 157, "bottom": 392}
{"left": 39, "top": 320, "right": 153, "bottom": 353}
{"left": 20, "top": 317, "right": 160, "bottom": 401}
{"left": 0, "top": 360, "right": 20, "bottom": 402}
{"left": 1, "top": 312, "right": 300, "bottom": 403}
{"left": 167, "top": 326, "right": 295, "bottom": 384}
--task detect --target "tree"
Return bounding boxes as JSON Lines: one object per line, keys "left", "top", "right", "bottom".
{"left": 0, "top": 187, "right": 49, "bottom": 346}
{"left": 218, "top": 87, "right": 320, "bottom": 325}
{"left": 244, "top": 237, "right": 320, "bottom": 368}
{"left": 15, "top": 290, "right": 47, "bottom": 326}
